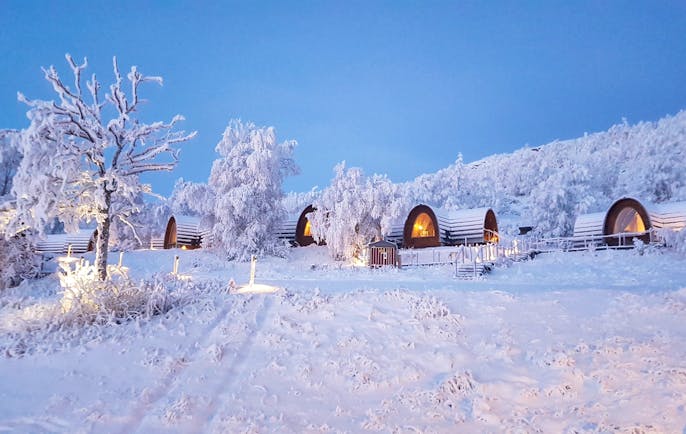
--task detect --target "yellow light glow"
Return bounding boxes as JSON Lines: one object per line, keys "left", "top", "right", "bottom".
{"left": 411, "top": 213, "right": 435, "bottom": 238}
{"left": 304, "top": 219, "right": 312, "bottom": 237}
{"left": 614, "top": 207, "right": 646, "bottom": 233}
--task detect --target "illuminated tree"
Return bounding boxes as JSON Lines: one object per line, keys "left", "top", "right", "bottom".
{"left": 11, "top": 54, "right": 195, "bottom": 280}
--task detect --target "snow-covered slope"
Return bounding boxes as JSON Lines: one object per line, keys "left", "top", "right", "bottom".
{"left": 401, "top": 111, "right": 686, "bottom": 237}
{"left": 1, "top": 247, "right": 685, "bottom": 432}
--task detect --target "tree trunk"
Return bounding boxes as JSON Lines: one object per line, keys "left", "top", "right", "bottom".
{"left": 94, "top": 191, "right": 112, "bottom": 281}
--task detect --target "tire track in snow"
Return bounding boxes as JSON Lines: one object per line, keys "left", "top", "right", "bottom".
{"left": 189, "top": 295, "right": 274, "bottom": 434}
{"left": 117, "top": 295, "right": 250, "bottom": 434}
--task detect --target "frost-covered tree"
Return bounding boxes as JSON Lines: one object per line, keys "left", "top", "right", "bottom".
{"left": 0, "top": 129, "right": 21, "bottom": 198}
{"left": 209, "top": 120, "right": 298, "bottom": 260}
{"left": 310, "top": 163, "right": 402, "bottom": 261}
{"left": 10, "top": 54, "right": 195, "bottom": 280}
{"left": 169, "top": 178, "right": 215, "bottom": 218}
{"left": 283, "top": 187, "right": 321, "bottom": 215}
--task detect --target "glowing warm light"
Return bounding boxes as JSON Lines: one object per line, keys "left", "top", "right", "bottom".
{"left": 614, "top": 208, "right": 646, "bottom": 233}
{"left": 411, "top": 213, "right": 435, "bottom": 238}
{"left": 181, "top": 245, "right": 188, "bottom": 250}
{"left": 304, "top": 219, "right": 312, "bottom": 237}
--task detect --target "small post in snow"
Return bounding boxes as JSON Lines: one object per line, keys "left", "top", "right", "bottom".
{"left": 67, "top": 243, "right": 73, "bottom": 258}
{"left": 249, "top": 255, "right": 257, "bottom": 287}
{"left": 173, "top": 255, "right": 179, "bottom": 275}
{"left": 118, "top": 251, "right": 124, "bottom": 268}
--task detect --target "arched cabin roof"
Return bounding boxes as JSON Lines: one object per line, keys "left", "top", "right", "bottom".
{"left": 603, "top": 197, "right": 652, "bottom": 246}
{"left": 164, "top": 215, "right": 211, "bottom": 249}
{"left": 572, "top": 211, "right": 606, "bottom": 239}
{"left": 650, "top": 201, "right": 686, "bottom": 231}
{"left": 397, "top": 204, "right": 499, "bottom": 248}
{"left": 295, "top": 205, "right": 317, "bottom": 247}
{"left": 35, "top": 228, "right": 97, "bottom": 255}
{"left": 436, "top": 207, "right": 499, "bottom": 245}
{"left": 276, "top": 205, "right": 323, "bottom": 247}
{"left": 402, "top": 204, "right": 441, "bottom": 249}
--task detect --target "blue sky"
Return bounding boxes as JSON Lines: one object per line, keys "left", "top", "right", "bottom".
{"left": 1, "top": 1, "right": 685, "bottom": 196}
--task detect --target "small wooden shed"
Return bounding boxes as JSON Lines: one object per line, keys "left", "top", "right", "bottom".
{"left": 164, "top": 215, "right": 210, "bottom": 249}
{"left": 368, "top": 240, "right": 399, "bottom": 267}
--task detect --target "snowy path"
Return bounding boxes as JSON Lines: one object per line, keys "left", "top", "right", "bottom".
{"left": 117, "top": 294, "right": 274, "bottom": 433}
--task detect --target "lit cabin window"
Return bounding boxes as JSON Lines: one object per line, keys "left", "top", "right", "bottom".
{"left": 614, "top": 207, "right": 646, "bottom": 233}
{"left": 411, "top": 212, "right": 436, "bottom": 238}
{"left": 303, "top": 219, "right": 312, "bottom": 237}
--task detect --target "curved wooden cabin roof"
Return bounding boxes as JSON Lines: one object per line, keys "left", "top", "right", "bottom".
{"left": 276, "top": 205, "right": 325, "bottom": 247}
{"left": 573, "top": 212, "right": 606, "bottom": 239}
{"left": 35, "top": 228, "right": 97, "bottom": 255}
{"left": 400, "top": 204, "right": 499, "bottom": 248}
{"left": 650, "top": 201, "right": 686, "bottom": 232}
{"left": 295, "top": 205, "right": 317, "bottom": 247}
{"left": 603, "top": 197, "right": 652, "bottom": 246}
{"left": 436, "top": 207, "right": 499, "bottom": 245}
{"left": 164, "top": 215, "right": 210, "bottom": 249}
{"left": 403, "top": 205, "right": 441, "bottom": 249}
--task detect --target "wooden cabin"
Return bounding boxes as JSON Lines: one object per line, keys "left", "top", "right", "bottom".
{"left": 276, "top": 205, "right": 324, "bottom": 247}
{"left": 35, "top": 229, "right": 97, "bottom": 255}
{"left": 437, "top": 207, "right": 499, "bottom": 245}
{"left": 603, "top": 197, "right": 652, "bottom": 246}
{"left": 403, "top": 205, "right": 441, "bottom": 248}
{"left": 573, "top": 197, "right": 686, "bottom": 248}
{"left": 164, "top": 215, "right": 210, "bottom": 249}
{"left": 393, "top": 204, "right": 499, "bottom": 249}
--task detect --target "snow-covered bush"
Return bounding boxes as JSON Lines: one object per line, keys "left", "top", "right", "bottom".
{"left": 58, "top": 261, "right": 182, "bottom": 325}
{"left": 0, "top": 234, "right": 40, "bottom": 290}
{"left": 209, "top": 119, "right": 298, "bottom": 260}
{"left": 660, "top": 229, "right": 686, "bottom": 255}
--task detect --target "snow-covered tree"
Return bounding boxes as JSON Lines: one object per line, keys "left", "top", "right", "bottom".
{"left": 10, "top": 54, "right": 195, "bottom": 280}
{"left": 310, "top": 163, "right": 403, "bottom": 261}
{"left": 169, "top": 178, "right": 215, "bottom": 218}
{"left": 209, "top": 119, "right": 298, "bottom": 260}
{"left": 0, "top": 129, "right": 21, "bottom": 198}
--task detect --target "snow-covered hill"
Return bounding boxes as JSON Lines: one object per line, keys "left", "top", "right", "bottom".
{"left": 1, "top": 247, "right": 685, "bottom": 432}
{"left": 400, "top": 111, "right": 686, "bottom": 237}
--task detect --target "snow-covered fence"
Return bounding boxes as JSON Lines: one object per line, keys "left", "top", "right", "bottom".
{"left": 398, "top": 239, "right": 526, "bottom": 267}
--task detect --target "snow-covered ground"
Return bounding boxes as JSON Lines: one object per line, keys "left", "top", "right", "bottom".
{"left": 1, "top": 246, "right": 686, "bottom": 433}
